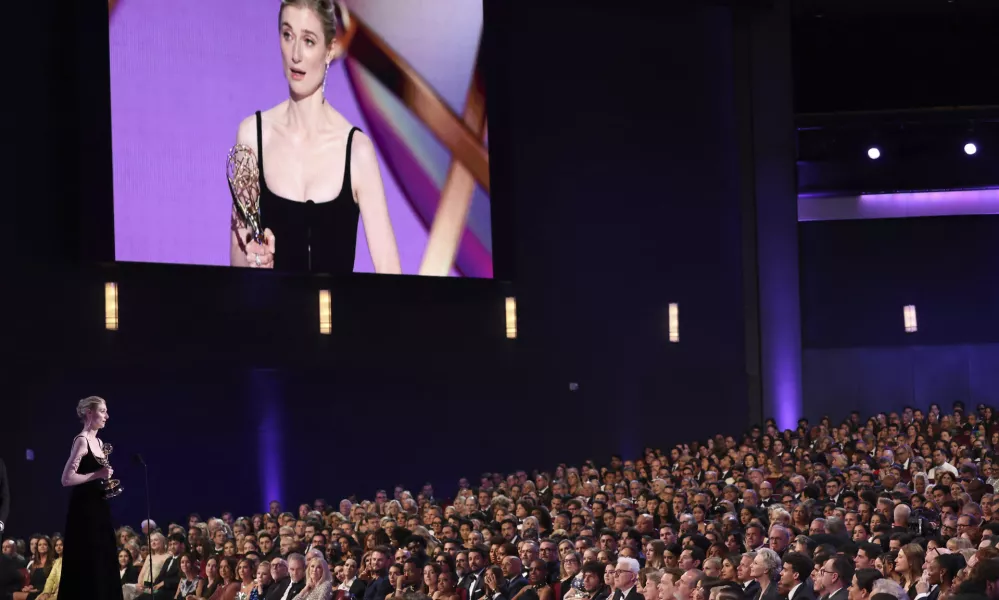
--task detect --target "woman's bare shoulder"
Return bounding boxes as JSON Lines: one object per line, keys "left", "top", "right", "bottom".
{"left": 237, "top": 102, "right": 288, "bottom": 145}
{"left": 348, "top": 130, "right": 377, "bottom": 167}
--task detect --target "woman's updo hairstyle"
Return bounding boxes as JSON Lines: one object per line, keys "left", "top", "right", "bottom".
{"left": 77, "top": 396, "right": 105, "bottom": 424}
{"left": 279, "top": 0, "right": 351, "bottom": 52}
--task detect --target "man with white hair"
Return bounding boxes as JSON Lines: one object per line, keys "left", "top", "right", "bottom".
{"left": 870, "top": 578, "right": 908, "bottom": 600}
{"left": 611, "top": 557, "right": 641, "bottom": 600}
{"left": 768, "top": 525, "right": 790, "bottom": 557}
{"left": 141, "top": 519, "right": 159, "bottom": 538}
{"left": 893, "top": 504, "right": 911, "bottom": 530}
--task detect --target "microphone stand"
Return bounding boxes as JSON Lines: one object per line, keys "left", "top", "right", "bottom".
{"left": 134, "top": 454, "right": 153, "bottom": 595}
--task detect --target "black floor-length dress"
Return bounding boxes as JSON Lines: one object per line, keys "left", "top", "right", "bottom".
{"left": 57, "top": 436, "right": 124, "bottom": 600}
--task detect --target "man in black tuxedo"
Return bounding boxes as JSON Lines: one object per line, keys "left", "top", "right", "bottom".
{"left": 259, "top": 533, "right": 279, "bottom": 562}
{"left": 338, "top": 557, "right": 368, "bottom": 598}
{"left": 461, "top": 546, "right": 489, "bottom": 600}
{"left": 274, "top": 554, "right": 307, "bottom": 600}
{"left": 265, "top": 558, "right": 291, "bottom": 600}
{"left": 0, "top": 458, "right": 8, "bottom": 538}
{"left": 816, "top": 556, "right": 852, "bottom": 600}
{"left": 610, "top": 558, "right": 642, "bottom": 600}
{"left": 778, "top": 552, "right": 816, "bottom": 600}
{"left": 503, "top": 556, "right": 529, "bottom": 598}
{"left": 136, "top": 533, "right": 185, "bottom": 600}
{"left": 738, "top": 553, "right": 760, "bottom": 600}
{"left": 362, "top": 548, "right": 393, "bottom": 600}
{"left": 536, "top": 475, "right": 553, "bottom": 508}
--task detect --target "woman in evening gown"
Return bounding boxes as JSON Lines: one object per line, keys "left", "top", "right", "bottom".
{"left": 57, "top": 396, "right": 124, "bottom": 600}
{"left": 230, "top": 0, "right": 401, "bottom": 275}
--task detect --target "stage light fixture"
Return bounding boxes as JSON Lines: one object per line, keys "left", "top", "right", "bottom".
{"left": 319, "top": 289, "right": 332, "bottom": 335}
{"left": 867, "top": 147, "right": 881, "bottom": 160}
{"left": 104, "top": 282, "right": 118, "bottom": 331}
{"left": 668, "top": 303, "right": 679, "bottom": 343}
{"left": 505, "top": 297, "right": 517, "bottom": 339}
{"left": 965, "top": 143, "right": 978, "bottom": 156}
{"left": 903, "top": 304, "right": 918, "bottom": 333}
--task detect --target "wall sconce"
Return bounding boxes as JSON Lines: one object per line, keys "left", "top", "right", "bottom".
{"left": 319, "top": 290, "right": 332, "bottom": 335}
{"left": 505, "top": 297, "right": 517, "bottom": 339}
{"left": 903, "top": 304, "right": 917, "bottom": 333}
{"left": 668, "top": 303, "right": 679, "bottom": 343}
{"left": 105, "top": 282, "right": 118, "bottom": 331}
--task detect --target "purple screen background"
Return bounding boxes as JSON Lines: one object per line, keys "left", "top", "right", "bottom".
{"left": 110, "top": 0, "right": 486, "bottom": 276}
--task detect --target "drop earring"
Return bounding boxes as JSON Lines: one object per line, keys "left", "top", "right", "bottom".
{"left": 322, "top": 61, "right": 330, "bottom": 102}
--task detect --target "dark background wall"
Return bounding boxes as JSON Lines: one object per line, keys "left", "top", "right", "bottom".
{"left": 802, "top": 344, "right": 999, "bottom": 422}
{"left": 1, "top": 0, "right": 767, "bottom": 537}
{"left": 799, "top": 216, "right": 999, "bottom": 423}
{"left": 489, "top": 0, "right": 752, "bottom": 457}
{"left": 800, "top": 216, "right": 999, "bottom": 347}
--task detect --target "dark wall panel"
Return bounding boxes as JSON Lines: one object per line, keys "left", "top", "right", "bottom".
{"left": 803, "top": 344, "right": 999, "bottom": 422}
{"left": 800, "top": 216, "right": 999, "bottom": 348}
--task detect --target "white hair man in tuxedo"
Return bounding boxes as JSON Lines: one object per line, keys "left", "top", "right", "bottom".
{"left": 611, "top": 558, "right": 641, "bottom": 600}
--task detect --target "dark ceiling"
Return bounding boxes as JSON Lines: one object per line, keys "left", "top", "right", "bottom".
{"left": 792, "top": 0, "right": 999, "bottom": 114}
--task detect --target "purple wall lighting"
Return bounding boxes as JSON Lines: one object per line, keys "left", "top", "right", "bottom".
{"left": 799, "top": 188, "right": 999, "bottom": 221}
{"left": 252, "top": 370, "right": 284, "bottom": 511}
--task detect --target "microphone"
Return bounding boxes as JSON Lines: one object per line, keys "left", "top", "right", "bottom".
{"left": 133, "top": 452, "right": 154, "bottom": 592}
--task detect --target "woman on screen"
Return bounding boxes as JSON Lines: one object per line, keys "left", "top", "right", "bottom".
{"left": 230, "top": 0, "right": 401, "bottom": 274}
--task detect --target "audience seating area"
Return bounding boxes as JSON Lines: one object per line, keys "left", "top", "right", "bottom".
{"left": 5, "top": 402, "right": 999, "bottom": 600}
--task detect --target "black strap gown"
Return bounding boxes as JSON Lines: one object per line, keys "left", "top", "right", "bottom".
{"left": 255, "top": 110, "right": 362, "bottom": 274}
{"left": 57, "top": 436, "right": 124, "bottom": 600}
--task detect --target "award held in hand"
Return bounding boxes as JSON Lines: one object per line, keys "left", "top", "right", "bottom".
{"left": 97, "top": 442, "right": 123, "bottom": 499}
{"left": 227, "top": 144, "right": 262, "bottom": 245}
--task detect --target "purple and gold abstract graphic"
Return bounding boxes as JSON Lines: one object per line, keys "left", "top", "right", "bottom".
{"left": 110, "top": 0, "right": 491, "bottom": 277}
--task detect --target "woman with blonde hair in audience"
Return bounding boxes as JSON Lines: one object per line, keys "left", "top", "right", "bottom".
{"left": 124, "top": 532, "right": 169, "bottom": 600}
{"left": 768, "top": 507, "right": 791, "bottom": 529}
{"left": 383, "top": 501, "right": 403, "bottom": 518}
{"left": 126, "top": 541, "right": 143, "bottom": 568}
{"left": 566, "top": 469, "right": 584, "bottom": 497}
{"left": 295, "top": 555, "right": 334, "bottom": 600}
